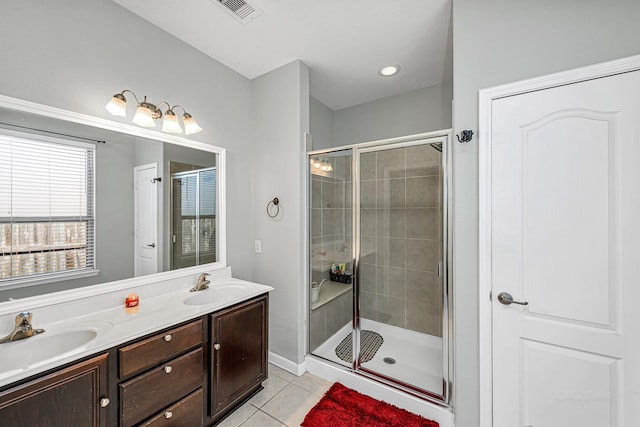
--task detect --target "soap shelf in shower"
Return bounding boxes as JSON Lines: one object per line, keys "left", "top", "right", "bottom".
{"left": 311, "top": 281, "right": 352, "bottom": 311}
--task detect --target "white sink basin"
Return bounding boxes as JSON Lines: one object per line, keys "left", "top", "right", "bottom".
{"left": 0, "top": 322, "right": 110, "bottom": 379}
{"left": 183, "top": 282, "right": 252, "bottom": 306}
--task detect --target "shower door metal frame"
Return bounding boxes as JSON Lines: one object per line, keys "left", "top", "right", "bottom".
{"left": 307, "top": 130, "right": 453, "bottom": 408}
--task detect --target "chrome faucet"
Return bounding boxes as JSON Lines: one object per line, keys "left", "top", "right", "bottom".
{"left": 190, "top": 273, "right": 210, "bottom": 292}
{"left": 0, "top": 312, "right": 45, "bottom": 344}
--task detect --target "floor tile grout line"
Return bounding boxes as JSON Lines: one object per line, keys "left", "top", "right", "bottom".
{"left": 252, "top": 381, "right": 296, "bottom": 410}
{"left": 257, "top": 407, "right": 290, "bottom": 427}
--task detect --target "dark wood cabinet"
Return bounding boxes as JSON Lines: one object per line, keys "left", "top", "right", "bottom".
{"left": 0, "top": 353, "right": 109, "bottom": 427}
{"left": 210, "top": 294, "right": 268, "bottom": 418}
{"left": 118, "top": 320, "right": 204, "bottom": 427}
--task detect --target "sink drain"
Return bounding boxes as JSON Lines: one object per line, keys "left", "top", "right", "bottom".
{"left": 383, "top": 357, "right": 396, "bottom": 365}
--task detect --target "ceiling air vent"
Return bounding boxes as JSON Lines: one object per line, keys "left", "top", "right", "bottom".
{"left": 213, "top": 0, "right": 263, "bottom": 24}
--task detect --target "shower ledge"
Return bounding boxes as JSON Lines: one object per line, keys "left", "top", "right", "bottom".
{"left": 311, "top": 281, "right": 352, "bottom": 310}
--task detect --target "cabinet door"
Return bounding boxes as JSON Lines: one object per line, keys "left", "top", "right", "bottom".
{"left": 211, "top": 295, "right": 268, "bottom": 416}
{"left": 0, "top": 353, "right": 109, "bottom": 427}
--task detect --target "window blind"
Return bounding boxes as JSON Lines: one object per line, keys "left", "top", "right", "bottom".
{"left": 0, "top": 130, "right": 95, "bottom": 283}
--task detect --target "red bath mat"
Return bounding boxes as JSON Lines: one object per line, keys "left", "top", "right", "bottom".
{"left": 301, "top": 382, "right": 439, "bottom": 427}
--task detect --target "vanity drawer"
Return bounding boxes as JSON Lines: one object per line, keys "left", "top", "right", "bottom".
{"left": 119, "top": 319, "right": 203, "bottom": 378}
{"left": 138, "top": 388, "right": 203, "bottom": 427}
{"left": 120, "top": 348, "right": 203, "bottom": 427}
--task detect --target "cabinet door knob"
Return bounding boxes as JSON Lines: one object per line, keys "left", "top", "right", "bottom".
{"left": 164, "top": 334, "right": 172, "bottom": 342}
{"left": 164, "top": 366, "right": 173, "bottom": 374}
{"left": 213, "top": 343, "right": 221, "bottom": 351}
{"left": 99, "top": 397, "right": 110, "bottom": 408}
{"left": 164, "top": 411, "right": 173, "bottom": 419}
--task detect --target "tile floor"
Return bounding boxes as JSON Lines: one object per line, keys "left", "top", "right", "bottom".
{"left": 217, "top": 363, "right": 332, "bottom": 427}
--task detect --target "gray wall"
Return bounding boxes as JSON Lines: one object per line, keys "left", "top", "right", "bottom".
{"left": 251, "top": 61, "right": 309, "bottom": 364}
{"left": 452, "top": 0, "right": 640, "bottom": 424}
{"left": 0, "top": 0, "right": 254, "bottom": 283}
{"left": 310, "top": 83, "right": 453, "bottom": 151}
{"left": 333, "top": 82, "right": 452, "bottom": 147}
{"left": 309, "top": 96, "right": 334, "bottom": 149}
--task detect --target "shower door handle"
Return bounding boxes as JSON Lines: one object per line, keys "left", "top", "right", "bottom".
{"left": 497, "top": 292, "right": 528, "bottom": 306}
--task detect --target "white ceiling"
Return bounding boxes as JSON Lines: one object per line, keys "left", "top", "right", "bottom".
{"left": 113, "top": 0, "right": 452, "bottom": 111}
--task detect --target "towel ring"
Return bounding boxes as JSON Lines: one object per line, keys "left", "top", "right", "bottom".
{"left": 267, "top": 197, "right": 280, "bottom": 218}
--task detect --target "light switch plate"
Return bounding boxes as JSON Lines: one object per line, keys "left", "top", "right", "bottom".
{"left": 254, "top": 240, "right": 262, "bottom": 253}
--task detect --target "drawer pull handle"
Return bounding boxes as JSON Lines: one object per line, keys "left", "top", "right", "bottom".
{"left": 164, "top": 334, "right": 172, "bottom": 342}
{"left": 164, "top": 366, "right": 173, "bottom": 374}
{"left": 165, "top": 411, "right": 173, "bottom": 419}
{"left": 100, "top": 397, "right": 110, "bottom": 408}
{"left": 214, "top": 343, "right": 221, "bottom": 351}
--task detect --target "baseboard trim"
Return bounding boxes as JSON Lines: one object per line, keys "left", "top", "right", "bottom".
{"left": 268, "top": 352, "right": 306, "bottom": 376}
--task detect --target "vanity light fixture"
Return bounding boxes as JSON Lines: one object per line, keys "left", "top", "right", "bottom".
{"left": 378, "top": 65, "right": 400, "bottom": 77}
{"left": 105, "top": 90, "right": 203, "bottom": 135}
{"left": 310, "top": 158, "right": 333, "bottom": 173}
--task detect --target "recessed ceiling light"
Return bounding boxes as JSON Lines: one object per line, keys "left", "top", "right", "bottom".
{"left": 378, "top": 65, "right": 400, "bottom": 77}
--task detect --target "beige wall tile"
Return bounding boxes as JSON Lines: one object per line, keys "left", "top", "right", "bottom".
{"left": 406, "top": 208, "right": 437, "bottom": 239}
{"left": 376, "top": 178, "right": 406, "bottom": 208}
{"left": 376, "top": 265, "right": 406, "bottom": 298}
{"left": 377, "top": 295, "right": 406, "bottom": 327}
{"left": 376, "top": 208, "right": 406, "bottom": 238}
{"left": 406, "top": 238, "right": 438, "bottom": 271}
{"left": 376, "top": 147, "right": 406, "bottom": 179}
{"left": 406, "top": 176, "right": 438, "bottom": 207}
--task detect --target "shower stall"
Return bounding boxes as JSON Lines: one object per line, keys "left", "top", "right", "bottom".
{"left": 307, "top": 133, "right": 452, "bottom": 405}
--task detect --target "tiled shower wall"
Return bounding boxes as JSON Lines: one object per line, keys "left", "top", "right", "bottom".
{"left": 359, "top": 145, "right": 443, "bottom": 336}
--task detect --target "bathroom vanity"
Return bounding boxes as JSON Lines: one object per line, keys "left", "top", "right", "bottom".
{"left": 0, "top": 270, "right": 271, "bottom": 426}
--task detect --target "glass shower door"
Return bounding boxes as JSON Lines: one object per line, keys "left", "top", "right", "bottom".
{"left": 308, "top": 150, "right": 354, "bottom": 367}
{"left": 355, "top": 139, "right": 447, "bottom": 398}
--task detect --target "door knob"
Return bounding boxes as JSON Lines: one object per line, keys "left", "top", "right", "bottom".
{"left": 497, "top": 292, "right": 528, "bottom": 306}
{"left": 146, "top": 243, "right": 156, "bottom": 248}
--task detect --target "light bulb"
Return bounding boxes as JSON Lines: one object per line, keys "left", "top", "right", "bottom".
{"left": 183, "top": 113, "right": 202, "bottom": 135}
{"left": 378, "top": 65, "right": 400, "bottom": 77}
{"left": 105, "top": 94, "right": 126, "bottom": 117}
{"left": 162, "top": 111, "right": 182, "bottom": 134}
{"left": 132, "top": 105, "right": 156, "bottom": 128}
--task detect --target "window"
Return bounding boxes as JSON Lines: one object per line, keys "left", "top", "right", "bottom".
{"left": 0, "top": 130, "right": 96, "bottom": 284}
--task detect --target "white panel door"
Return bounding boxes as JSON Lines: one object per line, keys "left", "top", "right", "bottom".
{"left": 491, "top": 71, "right": 640, "bottom": 426}
{"left": 134, "top": 163, "right": 158, "bottom": 277}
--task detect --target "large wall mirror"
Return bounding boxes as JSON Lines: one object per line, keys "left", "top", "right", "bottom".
{"left": 0, "top": 96, "right": 225, "bottom": 301}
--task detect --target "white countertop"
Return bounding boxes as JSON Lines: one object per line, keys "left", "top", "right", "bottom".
{"left": 0, "top": 267, "right": 273, "bottom": 388}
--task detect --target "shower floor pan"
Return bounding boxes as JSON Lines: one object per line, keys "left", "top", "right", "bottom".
{"left": 312, "top": 318, "right": 442, "bottom": 394}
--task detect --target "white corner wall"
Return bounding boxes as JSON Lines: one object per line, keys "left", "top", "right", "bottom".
{"left": 452, "top": 0, "right": 640, "bottom": 424}
{"left": 0, "top": 0, "right": 254, "bottom": 281}
{"left": 251, "top": 61, "right": 310, "bottom": 364}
